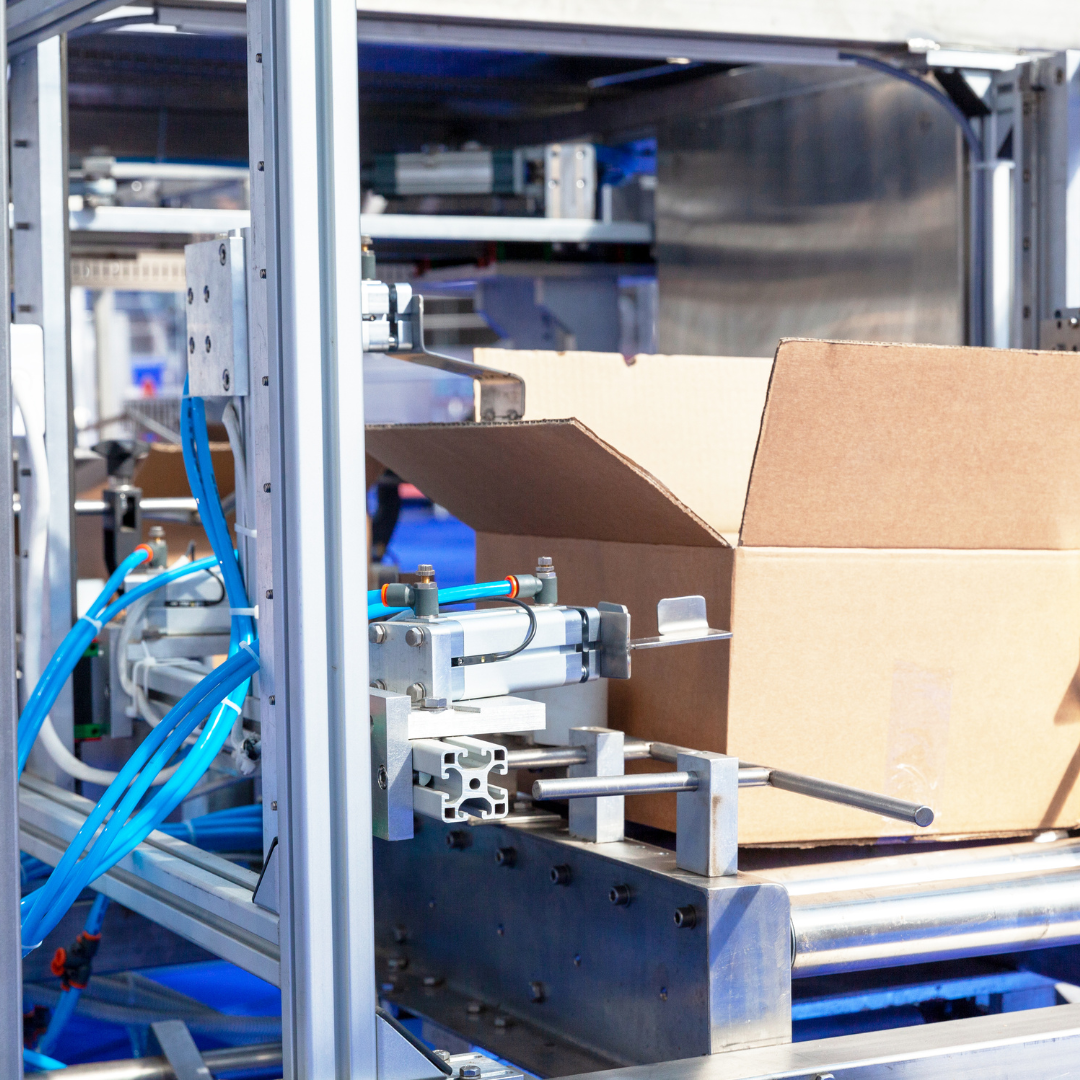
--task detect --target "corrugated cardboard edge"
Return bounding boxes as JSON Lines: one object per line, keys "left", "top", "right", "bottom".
{"left": 366, "top": 418, "right": 730, "bottom": 548}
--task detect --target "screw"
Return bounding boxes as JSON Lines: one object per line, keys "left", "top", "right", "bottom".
{"left": 260, "top": 269, "right": 267, "bottom": 279}
{"left": 496, "top": 924, "right": 504, "bottom": 936}
{"left": 494, "top": 1015, "right": 510, "bottom": 1029}
{"left": 188, "top": 336, "right": 195, "bottom": 354}
{"left": 529, "top": 980, "right": 545, "bottom": 1003}
{"left": 536, "top": 556, "right": 554, "bottom": 572}
{"left": 222, "top": 369, "right": 231, "bottom": 392}
{"left": 203, "top": 285, "right": 210, "bottom": 302}
{"left": 495, "top": 847, "right": 517, "bottom": 867}
{"left": 387, "top": 955, "right": 408, "bottom": 971}
{"left": 271, "top": 801, "right": 277, "bottom": 810}
{"left": 268, "top": 695, "right": 275, "bottom": 704}
{"left": 255, "top": 52, "right": 262, "bottom": 62}
{"left": 263, "top": 482, "right": 271, "bottom": 493}
{"left": 265, "top": 589, "right": 273, "bottom": 599}
{"left": 187, "top": 288, "right": 193, "bottom": 304}
{"left": 461, "top": 1068, "right": 481, "bottom": 1079}
{"left": 377, "top": 766, "right": 388, "bottom": 789}
{"left": 446, "top": 830, "right": 469, "bottom": 850}
{"left": 369, "top": 624, "right": 387, "bottom": 644}
{"left": 659, "top": 986, "right": 668, "bottom": 1001}
{"left": 262, "top": 375, "right": 269, "bottom": 386}
{"left": 466, "top": 1002, "right": 483, "bottom": 1015}
{"left": 394, "top": 924, "right": 407, "bottom": 943}
{"left": 434, "top": 1050, "right": 451, "bottom": 1062}
{"left": 405, "top": 626, "right": 426, "bottom": 647}
{"left": 258, "top": 161, "right": 264, "bottom": 171}
{"left": 205, "top": 335, "right": 212, "bottom": 353}
{"left": 573, "top": 954, "right": 581, "bottom": 967}
{"left": 550, "top": 864, "right": 572, "bottom": 886}
{"left": 609, "top": 884, "right": 631, "bottom": 906}
{"left": 674, "top": 905, "right": 697, "bottom": 929}
{"left": 370, "top": 680, "right": 386, "bottom": 690}
{"left": 416, "top": 563, "right": 435, "bottom": 582}
{"left": 422, "top": 975, "right": 443, "bottom": 987}
{"left": 812, "top": 1075, "right": 835, "bottom": 1080}
{"left": 219, "top": 243, "right": 227, "bottom": 265}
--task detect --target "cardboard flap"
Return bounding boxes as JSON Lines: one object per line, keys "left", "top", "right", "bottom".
{"left": 741, "top": 339, "right": 1080, "bottom": 549}
{"left": 366, "top": 419, "right": 727, "bottom": 547}
{"left": 475, "top": 349, "right": 772, "bottom": 536}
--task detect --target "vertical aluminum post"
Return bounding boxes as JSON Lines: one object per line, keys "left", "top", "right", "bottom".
{"left": 676, "top": 751, "right": 739, "bottom": 878}
{"left": 0, "top": 5, "right": 24, "bottom": 1075}
{"left": 255, "top": 0, "right": 373, "bottom": 1076}
{"left": 10, "top": 36, "right": 75, "bottom": 787}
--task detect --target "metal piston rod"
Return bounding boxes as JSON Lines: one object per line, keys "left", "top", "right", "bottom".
{"left": 527, "top": 749, "right": 933, "bottom": 828}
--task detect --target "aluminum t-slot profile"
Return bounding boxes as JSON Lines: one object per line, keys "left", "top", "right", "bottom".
{"left": 412, "top": 736, "right": 509, "bottom": 823}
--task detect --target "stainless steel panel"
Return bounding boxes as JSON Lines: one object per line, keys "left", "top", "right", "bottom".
{"left": 657, "top": 66, "right": 963, "bottom": 357}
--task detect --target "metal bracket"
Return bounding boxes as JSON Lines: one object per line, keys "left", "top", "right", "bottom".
{"left": 151, "top": 1020, "right": 212, "bottom": 1080}
{"left": 598, "top": 596, "right": 729, "bottom": 679}
{"left": 676, "top": 750, "right": 739, "bottom": 877}
{"left": 568, "top": 726, "right": 624, "bottom": 843}
{"left": 376, "top": 1008, "right": 452, "bottom": 1080}
{"left": 372, "top": 689, "right": 416, "bottom": 841}
{"left": 388, "top": 290, "right": 525, "bottom": 421}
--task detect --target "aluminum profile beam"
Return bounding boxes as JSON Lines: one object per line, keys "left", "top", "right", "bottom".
{"left": 17, "top": 776, "right": 280, "bottom": 985}
{"left": 255, "top": 0, "right": 376, "bottom": 1075}
{"left": 11, "top": 36, "right": 77, "bottom": 788}
{"left": 556, "top": 1002, "right": 1080, "bottom": 1080}
{"left": 354, "top": 2, "right": 1080, "bottom": 53}
{"left": 7, "top": 0, "right": 128, "bottom": 55}
{"left": 0, "top": 0, "right": 22, "bottom": 1071}
{"left": 68, "top": 206, "right": 652, "bottom": 244}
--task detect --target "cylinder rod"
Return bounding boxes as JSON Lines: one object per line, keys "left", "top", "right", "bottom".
{"left": 768, "top": 768, "right": 933, "bottom": 827}
{"left": 508, "top": 738, "right": 651, "bottom": 770}
{"left": 48, "top": 1042, "right": 282, "bottom": 1079}
{"left": 533, "top": 771, "right": 698, "bottom": 799}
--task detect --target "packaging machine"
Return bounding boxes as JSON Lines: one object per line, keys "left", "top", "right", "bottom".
{"left": 7, "top": 3, "right": 1080, "bottom": 1079}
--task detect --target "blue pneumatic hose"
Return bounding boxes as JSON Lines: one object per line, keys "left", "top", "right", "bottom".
{"left": 36, "top": 893, "right": 110, "bottom": 1057}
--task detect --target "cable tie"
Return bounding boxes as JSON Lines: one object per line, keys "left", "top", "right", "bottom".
{"left": 81, "top": 615, "right": 103, "bottom": 632}
{"left": 230, "top": 606, "right": 258, "bottom": 618}
{"left": 240, "top": 640, "right": 259, "bottom": 664}
{"left": 235, "top": 524, "right": 258, "bottom": 538}
{"left": 220, "top": 698, "right": 243, "bottom": 716}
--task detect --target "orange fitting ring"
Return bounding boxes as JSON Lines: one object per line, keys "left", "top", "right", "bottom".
{"left": 50, "top": 948, "right": 67, "bottom": 977}
{"left": 505, "top": 575, "right": 519, "bottom": 599}
{"left": 134, "top": 543, "right": 154, "bottom": 562}
{"left": 381, "top": 583, "right": 391, "bottom": 606}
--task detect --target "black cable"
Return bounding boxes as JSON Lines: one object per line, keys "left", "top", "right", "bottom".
{"left": 441, "top": 597, "right": 537, "bottom": 666}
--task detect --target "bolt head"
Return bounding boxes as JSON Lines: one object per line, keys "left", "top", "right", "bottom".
{"left": 369, "top": 623, "right": 387, "bottom": 644}
{"left": 609, "top": 884, "right": 631, "bottom": 906}
{"left": 493, "top": 1015, "right": 509, "bottom": 1029}
{"left": 674, "top": 905, "right": 697, "bottom": 929}
{"left": 203, "top": 285, "right": 210, "bottom": 302}
{"left": 187, "top": 288, "right": 193, "bottom": 304}
{"left": 529, "top": 980, "right": 545, "bottom": 1003}
{"left": 495, "top": 846, "right": 517, "bottom": 867}
{"left": 461, "top": 1067, "right": 482, "bottom": 1079}
{"left": 377, "top": 766, "right": 388, "bottom": 790}
{"left": 204, "top": 335, "right": 212, "bottom": 353}
{"left": 405, "top": 626, "right": 425, "bottom": 647}
{"left": 222, "top": 369, "right": 231, "bottom": 391}
{"left": 466, "top": 1001, "right": 483, "bottom": 1015}
{"left": 407, "top": 682, "right": 426, "bottom": 703}
{"left": 550, "top": 864, "right": 571, "bottom": 886}
{"left": 219, "top": 243, "right": 227, "bottom": 265}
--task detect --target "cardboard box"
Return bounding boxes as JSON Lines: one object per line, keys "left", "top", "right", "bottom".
{"left": 367, "top": 339, "right": 1080, "bottom": 844}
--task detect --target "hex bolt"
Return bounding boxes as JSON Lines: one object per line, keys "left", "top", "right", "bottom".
{"left": 609, "top": 884, "right": 631, "bottom": 907}
{"left": 422, "top": 975, "right": 443, "bottom": 987}
{"left": 387, "top": 955, "right": 408, "bottom": 971}
{"left": 493, "top": 1015, "right": 510, "bottom": 1029}
{"left": 370, "top": 679, "right": 386, "bottom": 690}
{"left": 529, "top": 980, "right": 546, "bottom": 1003}
{"left": 674, "top": 905, "right": 698, "bottom": 929}
{"left": 434, "top": 1050, "right": 451, "bottom": 1062}
{"left": 495, "top": 847, "right": 517, "bottom": 868}
{"left": 369, "top": 623, "right": 387, "bottom": 644}
{"left": 461, "top": 1068, "right": 482, "bottom": 1079}
{"left": 550, "top": 864, "right": 572, "bottom": 886}
{"left": 466, "top": 1002, "right": 483, "bottom": 1016}
{"left": 407, "top": 682, "right": 426, "bottom": 703}
{"left": 405, "top": 626, "right": 426, "bottom": 647}
{"left": 446, "top": 830, "right": 469, "bottom": 850}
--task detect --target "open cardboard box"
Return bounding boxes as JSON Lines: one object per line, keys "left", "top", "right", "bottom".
{"left": 366, "top": 339, "right": 1080, "bottom": 845}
